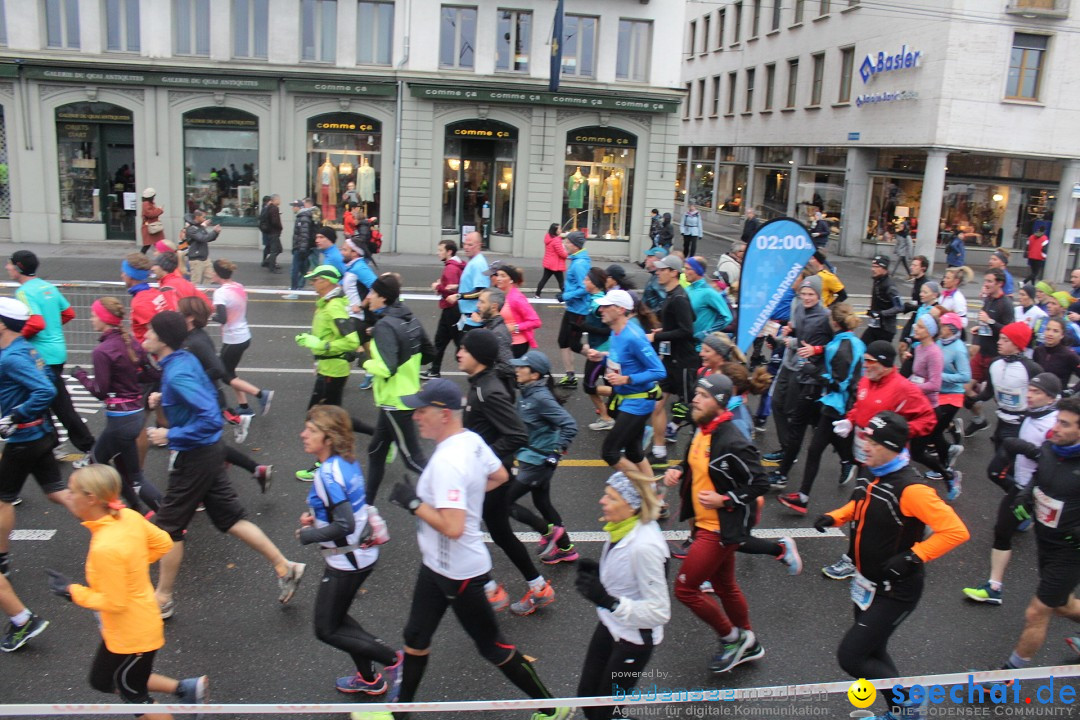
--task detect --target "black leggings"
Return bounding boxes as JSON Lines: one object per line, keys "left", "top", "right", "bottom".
{"left": 507, "top": 465, "right": 571, "bottom": 550}
{"left": 309, "top": 375, "right": 348, "bottom": 408}
{"left": 483, "top": 482, "right": 541, "bottom": 583}
{"left": 314, "top": 564, "right": 397, "bottom": 679}
{"left": 778, "top": 393, "right": 821, "bottom": 476}
{"left": 577, "top": 623, "right": 655, "bottom": 720}
{"left": 365, "top": 408, "right": 428, "bottom": 502}
{"left": 601, "top": 411, "right": 649, "bottom": 466}
{"left": 50, "top": 364, "right": 95, "bottom": 451}
{"left": 89, "top": 642, "right": 156, "bottom": 705}
{"left": 993, "top": 484, "right": 1023, "bottom": 551}
{"left": 93, "top": 412, "right": 162, "bottom": 513}
{"left": 536, "top": 269, "right": 564, "bottom": 294}
{"left": 798, "top": 412, "right": 854, "bottom": 497}
{"left": 911, "top": 404, "right": 957, "bottom": 481}
{"left": 430, "top": 305, "right": 461, "bottom": 372}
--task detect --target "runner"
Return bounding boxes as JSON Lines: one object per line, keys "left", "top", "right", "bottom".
{"left": 575, "top": 471, "right": 670, "bottom": 720}
{"left": 964, "top": 269, "right": 1015, "bottom": 437}
{"left": 295, "top": 405, "right": 402, "bottom": 694}
{"left": 314, "top": 226, "right": 347, "bottom": 277}
{"left": 556, "top": 231, "right": 591, "bottom": 386}
{"left": 48, "top": 465, "right": 208, "bottom": 716}
{"left": 209, "top": 260, "right": 274, "bottom": 417}
{"left": 122, "top": 253, "right": 175, "bottom": 344}
{"left": 142, "top": 311, "right": 305, "bottom": 619}
{"left": 423, "top": 239, "right": 464, "bottom": 379}
{"left": 906, "top": 314, "right": 961, "bottom": 498}
{"left": 862, "top": 255, "right": 903, "bottom": 345}
{"left": 445, "top": 231, "right": 489, "bottom": 335}
{"left": 488, "top": 263, "right": 542, "bottom": 359}
{"left": 296, "top": 265, "right": 361, "bottom": 409}
{"left": 0, "top": 574, "right": 48, "bottom": 652}
{"left": 153, "top": 252, "right": 211, "bottom": 310}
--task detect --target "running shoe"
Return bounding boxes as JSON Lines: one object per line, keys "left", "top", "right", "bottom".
{"left": 665, "top": 421, "right": 679, "bottom": 443}
{"left": 486, "top": 583, "right": 509, "bottom": 611}
{"left": 950, "top": 417, "right": 965, "bottom": 446}
{"left": 385, "top": 442, "right": 398, "bottom": 466}
{"left": 657, "top": 500, "right": 670, "bottom": 519}
{"left": 964, "top": 417, "right": 989, "bottom": 438}
{"left": 277, "top": 562, "right": 306, "bottom": 604}
{"left": 336, "top": 672, "right": 387, "bottom": 695}
{"left": 237, "top": 406, "right": 256, "bottom": 417}
{"left": 947, "top": 445, "right": 963, "bottom": 469}
{"left": 282, "top": 293, "right": 299, "bottom": 300}
{"left": 822, "top": 554, "right": 856, "bottom": 580}
{"left": 254, "top": 465, "right": 272, "bottom": 494}
{"left": 509, "top": 581, "right": 555, "bottom": 616}
{"left": 700, "top": 581, "right": 714, "bottom": 593}
{"left": 962, "top": 582, "right": 1002, "bottom": 605}
{"left": 778, "top": 536, "right": 803, "bottom": 575}
{"left": 420, "top": 368, "right": 438, "bottom": 380}
{"left": 358, "top": 374, "right": 374, "bottom": 390}
{"left": 670, "top": 539, "right": 691, "bottom": 559}
{"left": 72, "top": 456, "right": 92, "bottom": 469}
{"left": 778, "top": 493, "right": 808, "bottom": 515}
{"left": 541, "top": 547, "right": 579, "bottom": 565}
{"left": 767, "top": 471, "right": 787, "bottom": 489}
{"left": 762, "top": 450, "right": 784, "bottom": 464}
{"left": 176, "top": 675, "right": 209, "bottom": 704}
{"left": 709, "top": 629, "right": 755, "bottom": 673}
{"left": 159, "top": 598, "right": 177, "bottom": 620}
{"left": 588, "top": 418, "right": 615, "bottom": 431}
{"left": 9, "top": 497, "right": 20, "bottom": 507}
{"left": 557, "top": 373, "right": 578, "bottom": 388}
{"left": 296, "top": 463, "right": 320, "bottom": 482}
{"left": 234, "top": 413, "right": 252, "bottom": 444}
{"left": 1067, "top": 636, "right": 1080, "bottom": 657}
{"left": 738, "top": 639, "right": 765, "bottom": 666}
{"left": 537, "top": 525, "right": 566, "bottom": 558}
{"left": 838, "top": 461, "right": 857, "bottom": 486}
{"left": 382, "top": 650, "right": 404, "bottom": 702}
{"left": 0, "top": 614, "right": 49, "bottom": 652}
{"left": 947, "top": 471, "right": 963, "bottom": 502}
{"left": 1017, "top": 518, "right": 1033, "bottom": 532}
{"left": 923, "top": 470, "right": 943, "bottom": 481}
{"left": 257, "top": 389, "right": 275, "bottom": 416}
{"left": 530, "top": 709, "right": 572, "bottom": 720}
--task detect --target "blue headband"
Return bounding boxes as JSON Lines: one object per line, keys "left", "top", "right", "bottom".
{"left": 121, "top": 260, "right": 150, "bottom": 281}
{"left": 606, "top": 472, "right": 642, "bottom": 510}
{"left": 919, "top": 313, "right": 938, "bottom": 338}
{"left": 685, "top": 257, "right": 706, "bottom": 277}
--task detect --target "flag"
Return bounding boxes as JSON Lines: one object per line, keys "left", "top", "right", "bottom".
{"left": 549, "top": 0, "right": 564, "bottom": 92}
{"left": 736, "top": 217, "right": 816, "bottom": 355}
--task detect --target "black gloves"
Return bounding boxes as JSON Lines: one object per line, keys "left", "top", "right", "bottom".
{"left": 1001, "top": 437, "right": 1039, "bottom": 460}
{"left": 574, "top": 558, "right": 617, "bottom": 610}
{"left": 555, "top": 293, "right": 564, "bottom": 304}
{"left": 812, "top": 514, "right": 834, "bottom": 533}
{"left": 882, "top": 552, "right": 923, "bottom": 581}
{"left": 390, "top": 476, "right": 421, "bottom": 515}
{"left": 46, "top": 569, "right": 72, "bottom": 600}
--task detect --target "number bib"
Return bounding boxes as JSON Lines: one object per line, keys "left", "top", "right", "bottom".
{"left": 1033, "top": 486, "right": 1064, "bottom": 529}
{"left": 850, "top": 571, "right": 876, "bottom": 611}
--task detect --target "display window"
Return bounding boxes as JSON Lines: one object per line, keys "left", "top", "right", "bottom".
{"left": 942, "top": 183, "right": 1054, "bottom": 249}
{"left": 56, "top": 102, "right": 135, "bottom": 239}
{"left": 307, "top": 113, "right": 381, "bottom": 228}
{"left": 0, "top": 106, "right": 10, "bottom": 219}
{"left": 183, "top": 107, "right": 259, "bottom": 226}
{"left": 867, "top": 176, "right": 922, "bottom": 241}
{"left": 441, "top": 120, "right": 517, "bottom": 243}
{"left": 688, "top": 146, "right": 716, "bottom": 210}
{"left": 797, "top": 170, "right": 845, "bottom": 234}
{"left": 675, "top": 146, "right": 688, "bottom": 205}
{"left": 752, "top": 166, "right": 790, "bottom": 220}
{"left": 563, "top": 126, "right": 636, "bottom": 239}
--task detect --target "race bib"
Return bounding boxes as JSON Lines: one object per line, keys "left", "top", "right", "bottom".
{"left": 909, "top": 375, "right": 925, "bottom": 385}
{"left": 977, "top": 323, "right": 992, "bottom": 336}
{"left": 996, "top": 390, "right": 1022, "bottom": 411}
{"left": 853, "top": 427, "right": 869, "bottom": 464}
{"left": 850, "top": 572, "right": 876, "bottom": 611}
{"left": 1034, "top": 487, "right": 1064, "bottom": 529}
{"left": 606, "top": 358, "right": 622, "bottom": 375}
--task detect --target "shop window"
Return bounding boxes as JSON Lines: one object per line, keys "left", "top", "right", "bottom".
{"left": 838, "top": 46, "right": 854, "bottom": 103}
{"left": 758, "top": 146, "right": 792, "bottom": 164}
{"left": 307, "top": 113, "right": 382, "bottom": 228}
{"left": 785, "top": 58, "right": 798, "bottom": 108}
{"left": 442, "top": 120, "right": 516, "bottom": 241}
{"left": 1007, "top": 33, "right": 1048, "bottom": 101}
{"left": 805, "top": 147, "right": 846, "bottom": 168}
{"left": 797, "top": 170, "right": 844, "bottom": 233}
{"left": 867, "top": 177, "right": 921, "bottom": 241}
{"left": 0, "top": 0, "right": 6, "bottom": 47}
{"left": 810, "top": 52, "right": 825, "bottom": 106}
{"left": 440, "top": 6, "right": 477, "bottom": 69}
{"left": 175, "top": 0, "right": 210, "bottom": 57}
{"left": 56, "top": 102, "right": 136, "bottom": 239}
{"left": 876, "top": 149, "right": 925, "bottom": 173}
{"left": 105, "top": 0, "right": 140, "bottom": 52}
{"left": 183, "top": 108, "right": 259, "bottom": 227}
{"left": 716, "top": 163, "right": 748, "bottom": 213}
{"left": 675, "top": 146, "right": 688, "bottom": 204}
{"left": 942, "top": 184, "right": 1055, "bottom": 249}
{"left": 0, "top": 107, "right": 10, "bottom": 217}
{"left": 302, "top": 0, "right": 337, "bottom": 62}
{"left": 564, "top": 127, "right": 636, "bottom": 239}
{"left": 561, "top": 15, "right": 597, "bottom": 79}
{"left": 753, "top": 167, "right": 790, "bottom": 219}
{"left": 233, "top": 0, "right": 268, "bottom": 59}
{"left": 496, "top": 9, "right": 531, "bottom": 73}
{"left": 357, "top": 1, "right": 393, "bottom": 66}
{"left": 689, "top": 147, "right": 716, "bottom": 210}
{"left": 45, "top": 0, "right": 80, "bottom": 49}
{"left": 616, "top": 20, "right": 651, "bottom": 82}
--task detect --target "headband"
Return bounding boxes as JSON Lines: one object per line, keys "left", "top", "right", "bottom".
{"left": 121, "top": 260, "right": 150, "bottom": 281}
{"left": 685, "top": 257, "right": 706, "bottom": 277}
{"left": 918, "top": 313, "right": 938, "bottom": 337}
{"left": 606, "top": 472, "right": 642, "bottom": 510}
{"left": 107, "top": 499, "right": 125, "bottom": 510}
{"left": 91, "top": 299, "right": 122, "bottom": 326}
{"left": 345, "top": 237, "right": 363, "bottom": 255}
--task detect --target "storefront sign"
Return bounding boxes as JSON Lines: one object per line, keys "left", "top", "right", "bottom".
{"left": 23, "top": 65, "right": 278, "bottom": 91}
{"left": 183, "top": 108, "right": 258, "bottom": 129}
{"left": 284, "top": 79, "right": 395, "bottom": 96}
{"left": 1065, "top": 229, "right": 1080, "bottom": 245}
{"left": 859, "top": 45, "right": 922, "bottom": 84}
{"left": 447, "top": 121, "right": 518, "bottom": 141}
{"left": 848, "top": 132, "right": 861, "bottom": 141}
{"left": 307, "top": 113, "right": 380, "bottom": 133}
{"left": 567, "top": 127, "right": 637, "bottom": 148}
{"left": 411, "top": 84, "right": 679, "bottom": 113}
{"left": 855, "top": 90, "right": 919, "bottom": 107}
{"left": 56, "top": 108, "right": 133, "bottom": 123}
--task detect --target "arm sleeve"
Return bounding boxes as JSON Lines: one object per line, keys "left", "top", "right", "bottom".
{"left": 900, "top": 483, "right": 971, "bottom": 562}
{"left": 538, "top": 393, "right": 578, "bottom": 450}
{"left": 144, "top": 517, "right": 175, "bottom": 564}
{"left": 941, "top": 347, "right": 971, "bottom": 386}
{"left": 879, "top": 285, "right": 904, "bottom": 318}
{"left": 324, "top": 304, "right": 361, "bottom": 355}
{"left": 830, "top": 339, "right": 854, "bottom": 392}
{"left": 921, "top": 348, "right": 944, "bottom": 395}
{"left": 60, "top": 307, "right": 76, "bottom": 325}
{"left": 482, "top": 390, "right": 528, "bottom": 466}
{"left": 165, "top": 369, "right": 223, "bottom": 446}
{"left": 298, "top": 500, "right": 356, "bottom": 545}
{"left": 654, "top": 295, "right": 696, "bottom": 343}
{"left": 371, "top": 321, "right": 401, "bottom": 377}
{"left": 20, "top": 315, "right": 45, "bottom": 339}
{"left": 626, "top": 338, "right": 667, "bottom": 386}
{"left": 7, "top": 355, "right": 56, "bottom": 422}
{"left": 826, "top": 500, "right": 857, "bottom": 526}
{"left": 610, "top": 541, "right": 671, "bottom": 629}
{"left": 562, "top": 264, "right": 589, "bottom": 302}
{"left": 511, "top": 293, "right": 542, "bottom": 334}
{"left": 75, "top": 347, "right": 113, "bottom": 400}
{"left": 68, "top": 548, "right": 130, "bottom": 613}
{"left": 834, "top": 288, "right": 849, "bottom": 303}
{"left": 899, "top": 387, "right": 937, "bottom": 438}
{"left": 212, "top": 304, "right": 228, "bottom": 325}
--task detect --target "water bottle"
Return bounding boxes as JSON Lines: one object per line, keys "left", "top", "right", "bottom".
{"left": 363, "top": 506, "right": 391, "bottom": 548}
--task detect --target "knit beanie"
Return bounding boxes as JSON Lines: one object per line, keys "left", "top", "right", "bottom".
{"left": 370, "top": 274, "right": 400, "bottom": 305}
{"left": 1000, "top": 321, "right": 1033, "bottom": 351}
{"left": 149, "top": 311, "right": 190, "bottom": 350}
{"left": 462, "top": 328, "right": 500, "bottom": 367}
{"left": 798, "top": 274, "right": 823, "bottom": 298}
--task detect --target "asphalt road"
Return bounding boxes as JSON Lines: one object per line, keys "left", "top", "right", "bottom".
{"left": 1, "top": 248, "right": 1077, "bottom": 719}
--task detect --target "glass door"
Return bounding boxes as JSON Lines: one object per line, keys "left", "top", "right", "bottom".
{"left": 103, "top": 124, "right": 135, "bottom": 240}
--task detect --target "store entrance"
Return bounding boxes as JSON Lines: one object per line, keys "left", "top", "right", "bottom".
{"left": 442, "top": 121, "right": 517, "bottom": 246}
{"left": 458, "top": 149, "right": 493, "bottom": 240}
{"left": 103, "top": 125, "right": 135, "bottom": 240}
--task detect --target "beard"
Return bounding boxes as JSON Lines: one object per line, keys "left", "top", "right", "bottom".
{"left": 691, "top": 406, "right": 717, "bottom": 426}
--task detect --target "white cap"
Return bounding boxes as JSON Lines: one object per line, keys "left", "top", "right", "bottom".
{"left": 141, "top": 187, "right": 156, "bottom": 199}
{"left": 0, "top": 297, "right": 30, "bottom": 329}
{"left": 596, "top": 289, "right": 634, "bottom": 310}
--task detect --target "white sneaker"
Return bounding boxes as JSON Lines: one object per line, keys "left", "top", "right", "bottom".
{"left": 282, "top": 293, "right": 299, "bottom": 300}
{"left": 588, "top": 418, "right": 615, "bottom": 431}
{"left": 52, "top": 442, "right": 74, "bottom": 461}
{"left": 234, "top": 414, "right": 252, "bottom": 444}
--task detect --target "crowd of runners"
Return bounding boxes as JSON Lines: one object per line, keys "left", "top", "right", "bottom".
{"left": 1, "top": 214, "right": 1080, "bottom": 720}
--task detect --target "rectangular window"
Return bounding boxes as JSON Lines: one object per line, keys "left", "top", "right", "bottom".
{"left": 838, "top": 46, "right": 854, "bottom": 102}
{"left": 819, "top": 0, "right": 831, "bottom": 15}
{"left": 794, "top": 0, "right": 805, "bottom": 23}
{"left": 764, "top": 63, "right": 776, "bottom": 110}
{"left": 732, "top": 2, "right": 742, "bottom": 42}
{"left": 751, "top": 0, "right": 761, "bottom": 37}
{"left": 233, "top": 0, "right": 268, "bottom": 59}
{"left": 687, "top": 20, "right": 696, "bottom": 55}
{"left": 561, "top": 15, "right": 597, "bottom": 78}
{"left": 301, "top": 0, "right": 337, "bottom": 62}
{"left": 786, "top": 58, "right": 798, "bottom": 108}
{"left": 440, "top": 6, "right": 476, "bottom": 69}
{"left": 771, "top": 0, "right": 781, "bottom": 30}
{"left": 711, "top": 75, "right": 721, "bottom": 116}
{"left": 697, "top": 78, "right": 706, "bottom": 117}
{"left": 810, "top": 52, "right": 825, "bottom": 105}
{"left": 175, "top": 0, "right": 210, "bottom": 56}
{"left": 496, "top": 9, "right": 531, "bottom": 72}
{"left": 45, "top": 0, "right": 80, "bottom": 49}
{"left": 357, "top": 1, "right": 393, "bottom": 65}
{"left": 744, "top": 68, "right": 755, "bottom": 112}
{"left": 683, "top": 82, "right": 692, "bottom": 119}
{"left": 716, "top": 9, "right": 725, "bottom": 49}
{"left": 726, "top": 71, "right": 737, "bottom": 115}
{"left": 616, "top": 19, "right": 651, "bottom": 82}
{"left": 105, "top": 0, "right": 140, "bottom": 52}
{"left": 0, "top": 1, "right": 6, "bottom": 47}
{"left": 1007, "top": 32, "right": 1048, "bottom": 100}
{"left": 701, "top": 15, "right": 710, "bottom": 54}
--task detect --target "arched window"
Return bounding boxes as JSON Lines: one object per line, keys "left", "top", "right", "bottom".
{"left": 307, "top": 113, "right": 382, "bottom": 225}
{"left": 442, "top": 120, "right": 517, "bottom": 240}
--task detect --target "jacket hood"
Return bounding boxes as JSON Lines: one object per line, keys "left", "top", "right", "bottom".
{"left": 383, "top": 301, "right": 414, "bottom": 322}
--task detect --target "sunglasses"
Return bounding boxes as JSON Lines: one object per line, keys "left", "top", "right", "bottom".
{"left": 862, "top": 357, "right": 880, "bottom": 365}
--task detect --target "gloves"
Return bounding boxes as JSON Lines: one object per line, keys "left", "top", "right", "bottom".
{"left": 0, "top": 416, "right": 15, "bottom": 439}
{"left": 812, "top": 514, "right": 834, "bottom": 533}
{"left": 45, "top": 569, "right": 72, "bottom": 600}
{"left": 390, "top": 479, "right": 421, "bottom": 514}
{"left": 1012, "top": 501, "right": 1032, "bottom": 523}
{"left": 671, "top": 402, "right": 690, "bottom": 422}
{"left": 554, "top": 293, "right": 564, "bottom": 304}
{"left": 295, "top": 333, "right": 324, "bottom": 351}
{"left": 574, "top": 560, "right": 617, "bottom": 610}
{"left": 882, "top": 552, "right": 923, "bottom": 581}
{"left": 1002, "top": 437, "right": 1039, "bottom": 460}
{"left": 832, "top": 419, "right": 853, "bottom": 438}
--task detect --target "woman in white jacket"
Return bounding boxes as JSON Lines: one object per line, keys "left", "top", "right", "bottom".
{"left": 575, "top": 471, "right": 670, "bottom": 720}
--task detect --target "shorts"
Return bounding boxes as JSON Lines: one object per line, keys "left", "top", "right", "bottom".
{"left": 0, "top": 434, "right": 64, "bottom": 503}
{"left": 219, "top": 339, "right": 251, "bottom": 382}
{"left": 558, "top": 312, "right": 586, "bottom": 352}
{"left": 659, "top": 363, "right": 696, "bottom": 401}
{"left": 971, "top": 352, "right": 994, "bottom": 384}
{"left": 153, "top": 442, "right": 246, "bottom": 540}
{"left": 1035, "top": 543, "right": 1080, "bottom": 608}
{"left": 89, "top": 642, "right": 157, "bottom": 706}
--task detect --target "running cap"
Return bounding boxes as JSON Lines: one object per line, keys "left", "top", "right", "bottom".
{"left": 304, "top": 264, "right": 342, "bottom": 283}
{"left": 9, "top": 250, "right": 38, "bottom": 277}
{"left": 0, "top": 297, "right": 30, "bottom": 332}
{"left": 871, "top": 255, "right": 890, "bottom": 269}
{"left": 654, "top": 255, "right": 684, "bottom": 273}
{"left": 644, "top": 246, "right": 668, "bottom": 257}
{"left": 400, "top": 377, "right": 463, "bottom": 411}
{"left": 696, "top": 373, "right": 733, "bottom": 408}
{"left": 1029, "top": 372, "right": 1062, "bottom": 399}
{"left": 865, "top": 411, "right": 909, "bottom": 453}
{"left": 595, "top": 289, "right": 634, "bottom": 311}
{"left": 865, "top": 340, "right": 896, "bottom": 367}
{"left": 509, "top": 349, "right": 552, "bottom": 376}
{"left": 939, "top": 312, "right": 964, "bottom": 331}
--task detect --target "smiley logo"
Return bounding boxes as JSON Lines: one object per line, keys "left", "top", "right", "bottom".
{"left": 847, "top": 678, "right": 876, "bottom": 708}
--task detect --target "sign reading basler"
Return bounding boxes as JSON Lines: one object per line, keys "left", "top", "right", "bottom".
{"left": 859, "top": 45, "right": 922, "bottom": 83}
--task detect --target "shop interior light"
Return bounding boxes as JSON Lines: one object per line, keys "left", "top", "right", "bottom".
{"left": 446, "top": 180, "right": 456, "bottom": 189}
{"left": 992, "top": 193, "right": 1004, "bottom": 202}
{"left": 368, "top": 135, "right": 375, "bottom": 145}
{"left": 447, "top": 158, "right": 460, "bottom": 172}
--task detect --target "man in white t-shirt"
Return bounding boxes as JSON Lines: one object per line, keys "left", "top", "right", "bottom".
{"left": 355, "top": 379, "right": 568, "bottom": 720}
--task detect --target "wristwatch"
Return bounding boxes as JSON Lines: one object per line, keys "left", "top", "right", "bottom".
{"left": 405, "top": 497, "right": 422, "bottom": 514}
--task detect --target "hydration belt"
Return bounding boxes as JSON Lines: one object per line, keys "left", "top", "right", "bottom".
{"left": 608, "top": 383, "right": 662, "bottom": 410}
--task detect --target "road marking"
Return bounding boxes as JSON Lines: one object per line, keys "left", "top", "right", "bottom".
{"left": 10, "top": 530, "right": 57, "bottom": 541}
{"left": 483, "top": 528, "right": 843, "bottom": 543}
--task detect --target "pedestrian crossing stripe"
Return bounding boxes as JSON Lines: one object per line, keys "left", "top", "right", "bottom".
{"left": 9, "top": 530, "right": 56, "bottom": 541}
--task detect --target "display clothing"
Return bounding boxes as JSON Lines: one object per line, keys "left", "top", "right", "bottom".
{"left": 567, "top": 170, "right": 586, "bottom": 209}
{"left": 357, "top": 162, "right": 376, "bottom": 203}
{"left": 316, "top": 160, "right": 340, "bottom": 222}
{"left": 603, "top": 173, "right": 621, "bottom": 214}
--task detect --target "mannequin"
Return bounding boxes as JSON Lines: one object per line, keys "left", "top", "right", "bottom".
{"left": 603, "top": 170, "right": 621, "bottom": 234}
{"left": 567, "top": 167, "right": 585, "bottom": 229}
{"left": 316, "top": 156, "right": 339, "bottom": 221}
{"left": 357, "top": 156, "right": 376, "bottom": 204}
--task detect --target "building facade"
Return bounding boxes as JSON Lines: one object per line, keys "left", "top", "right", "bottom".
{"left": 0, "top": 0, "right": 684, "bottom": 258}
{"left": 678, "top": 0, "right": 1080, "bottom": 279}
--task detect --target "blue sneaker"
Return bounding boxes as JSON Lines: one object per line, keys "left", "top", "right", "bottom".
{"left": 762, "top": 450, "right": 784, "bottom": 465}
{"left": 336, "top": 672, "right": 387, "bottom": 695}
{"left": 778, "top": 536, "right": 802, "bottom": 576}
{"left": 382, "top": 650, "right": 404, "bottom": 701}
{"left": 175, "top": 676, "right": 209, "bottom": 711}
{"left": 358, "top": 374, "right": 374, "bottom": 390}
{"left": 257, "top": 389, "right": 275, "bottom": 416}
{"left": 946, "top": 471, "right": 963, "bottom": 501}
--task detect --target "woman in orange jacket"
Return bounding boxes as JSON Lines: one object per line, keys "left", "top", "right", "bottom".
{"left": 47, "top": 466, "right": 208, "bottom": 717}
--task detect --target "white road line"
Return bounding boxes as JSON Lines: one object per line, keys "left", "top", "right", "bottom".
{"left": 10, "top": 530, "right": 57, "bottom": 541}
{"left": 484, "top": 528, "right": 844, "bottom": 543}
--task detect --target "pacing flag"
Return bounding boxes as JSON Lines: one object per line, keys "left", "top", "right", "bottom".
{"left": 736, "top": 217, "right": 816, "bottom": 355}
{"left": 550, "top": 0, "right": 564, "bottom": 92}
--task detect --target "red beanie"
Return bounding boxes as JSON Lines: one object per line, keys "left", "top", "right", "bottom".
{"left": 1000, "top": 322, "right": 1032, "bottom": 351}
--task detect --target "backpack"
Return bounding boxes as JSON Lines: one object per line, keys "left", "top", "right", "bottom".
{"left": 397, "top": 313, "right": 437, "bottom": 366}
{"left": 257, "top": 203, "right": 273, "bottom": 233}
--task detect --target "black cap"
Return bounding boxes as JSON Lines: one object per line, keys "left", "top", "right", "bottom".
{"left": 9, "top": 250, "right": 38, "bottom": 277}
{"left": 697, "top": 373, "right": 733, "bottom": 408}
{"left": 370, "top": 274, "right": 400, "bottom": 305}
{"left": 871, "top": 255, "right": 890, "bottom": 269}
{"left": 605, "top": 264, "right": 627, "bottom": 283}
{"left": 864, "top": 411, "right": 909, "bottom": 452}
{"left": 462, "top": 328, "right": 501, "bottom": 367}
{"left": 865, "top": 340, "right": 897, "bottom": 368}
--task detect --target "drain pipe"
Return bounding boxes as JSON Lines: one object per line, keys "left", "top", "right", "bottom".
{"left": 390, "top": 0, "right": 411, "bottom": 253}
